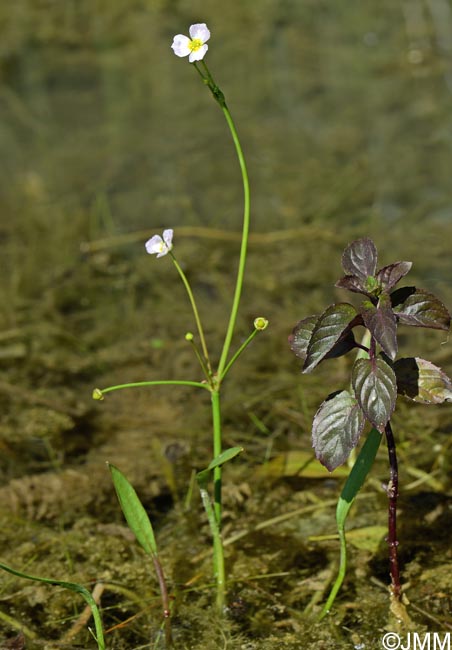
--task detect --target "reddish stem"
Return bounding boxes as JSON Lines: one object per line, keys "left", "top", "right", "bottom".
{"left": 384, "top": 421, "right": 402, "bottom": 599}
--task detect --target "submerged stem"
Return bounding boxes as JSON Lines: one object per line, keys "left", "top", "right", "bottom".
{"left": 211, "top": 390, "right": 222, "bottom": 526}
{"left": 384, "top": 421, "right": 402, "bottom": 600}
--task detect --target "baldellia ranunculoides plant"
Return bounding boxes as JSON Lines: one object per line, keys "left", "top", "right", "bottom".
{"left": 289, "top": 237, "right": 451, "bottom": 616}
{"left": 93, "top": 23, "right": 268, "bottom": 619}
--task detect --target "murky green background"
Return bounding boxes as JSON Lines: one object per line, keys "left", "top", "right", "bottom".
{"left": 1, "top": 0, "right": 452, "bottom": 647}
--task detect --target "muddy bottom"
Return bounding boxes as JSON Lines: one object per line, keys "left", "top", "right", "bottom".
{"left": 1, "top": 228, "right": 451, "bottom": 649}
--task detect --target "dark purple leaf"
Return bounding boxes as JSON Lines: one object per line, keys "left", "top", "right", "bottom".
{"left": 312, "top": 390, "right": 366, "bottom": 471}
{"left": 324, "top": 329, "right": 358, "bottom": 360}
{"left": 289, "top": 316, "right": 318, "bottom": 362}
{"left": 335, "top": 274, "right": 369, "bottom": 296}
{"left": 352, "top": 357, "right": 397, "bottom": 432}
{"left": 376, "top": 261, "right": 412, "bottom": 292}
{"left": 394, "top": 357, "right": 452, "bottom": 404}
{"left": 303, "top": 303, "right": 358, "bottom": 373}
{"left": 391, "top": 287, "right": 451, "bottom": 331}
{"left": 360, "top": 293, "right": 398, "bottom": 360}
{"left": 341, "top": 238, "right": 378, "bottom": 281}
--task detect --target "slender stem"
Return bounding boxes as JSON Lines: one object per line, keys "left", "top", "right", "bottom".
{"left": 151, "top": 556, "right": 172, "bottom": 647}
{"left": 170, "top": 252, "right": 211, "bottom": 374}
{"left": 216, "top": 104, "right": 251, "bottom": 379}
{"left": 211, "top": 390, "right": 222, "bottom": 526}
{"left": 198, "top": 480, "right": 225, "bottom": 613}
{"left": 185, "top": 333, "right": 211, "bottom": 382}
{"left": 220, "top": 328, "right": 259, "bottom": 381}
{"left": 384, "top": 421, "right": 402, "bottom": 600}
{"left": 95, "top": 380, "right": 210, "bottom": 397}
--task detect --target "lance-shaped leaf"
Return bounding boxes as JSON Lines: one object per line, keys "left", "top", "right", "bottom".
{"left": 109, "top": 463, "right": 158, "bottom": 557}
{"left": 394, "top": 357, "right": 452, "bottom": 404}
{"left": 289, "top": 315, "right": 318, "bottom": 362}
{"left": 391, "top": 287, "right": 451, "bottom": 331}
{"left": 303, "top": 303, "right": 358, "bottom": 373}
{"left": 312, "top": 390, "right": 366, "bottom": 471}
{"left": 341, "top": 237, "right": 377, "bottom": 281}
{"left": 360, "top": 294, "right": 398, "bottom": 360}
{"left": 376, "top": 261, "right": 412, "bottom": 293}
{"left": 352, "top": 357, "right": 397, "bottom": 432}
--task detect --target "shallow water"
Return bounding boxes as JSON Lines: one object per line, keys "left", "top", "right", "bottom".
{"left": 1, "top": 1, "right": 452, "bottom": 648}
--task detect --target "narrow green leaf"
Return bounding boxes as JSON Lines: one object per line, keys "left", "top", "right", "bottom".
{"left": 0, "top": 562, "right": 105, "bottom": 650}
{"left": 319, "top": 428, "right": 381, "bottom": 619}
{"left": 391, "top": 287, "right": 451, "bottom": 331}
{"left": 109, "top": 463, "right": 158, "bottom": 557}
{"left": 207, "top": 446, "right": 244, "bottom": 471}
{"left": 197, "top": 447, "right": 244, "bottom": 486}
{"left": 376, "top": 261, "right": 412, "bottom": 292}
{"left": 303, "top": 303, "right": 358, "bottom": 373}
{"left": 360, "top": 293, "right": 397, "bottom": 360}
{"left": 341, "top": 238, "right": 377, "bottom": 281}
{"left": 394, "top": 357, "right": 452, "bottom": 404}
{"left": 352, "top": 357, "right": 397, "bottom": 432}
{"left": 289, "top": 315, "right": 318, "bottom": 362}
{"left": 312, "top": 390, "right": 366, "bottom": 471}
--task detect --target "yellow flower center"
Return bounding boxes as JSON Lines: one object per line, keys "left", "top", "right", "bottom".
{"left": 189, "top": 38, "right": 203, "bottom": 52}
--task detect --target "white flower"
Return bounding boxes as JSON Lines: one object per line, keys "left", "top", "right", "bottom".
{"left": 171, "top": 23, "right": 210, "bottom": 63}
{"left": 145, "top": 229, "right": 173, "bottom": 258}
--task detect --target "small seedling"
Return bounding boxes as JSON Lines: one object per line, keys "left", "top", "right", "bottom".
{"left": 289, "top": 237, "right": 451, "bottom": 614}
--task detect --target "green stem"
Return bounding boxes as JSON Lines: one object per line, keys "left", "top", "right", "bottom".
{"left": 170, "top": 252, "right": 211, "bottom": 374}
{"left": 94, "top": 380, "right": 210, "bottom": 398}
{"left": 220, "top": 328, "right": 259, "bottom": 381}
{"left": 194, "top": 61, "right": 251, "bottom": 380}
{"left": 216, "top": 104, "right": 251, "bottom": 379}
{"left": 211, "top": 389, "right": 222, "bottom": 526}
{"left": 198, "top": 480, "right": 225, "bottom": 613}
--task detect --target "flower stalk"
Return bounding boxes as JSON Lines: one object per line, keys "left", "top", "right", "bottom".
{"left": 95, "top": 24, "right": 265, "bottom": 617}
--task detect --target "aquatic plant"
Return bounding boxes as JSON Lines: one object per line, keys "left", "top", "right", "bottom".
{"left": 93, "top": 23, "right": 266, "bottom": 619}
{"left": 289, "top": 237, "right": 451, "bottom": 616}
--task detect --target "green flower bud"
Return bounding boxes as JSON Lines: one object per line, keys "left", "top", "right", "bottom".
{"left": 254, "top": 317, "right": 269, "bottom": 331}
{"left": 185, "top": 332, "right": 194, "bottom": 341}
{"left": 92, "top": 388, "right": 104, "bottom": 401}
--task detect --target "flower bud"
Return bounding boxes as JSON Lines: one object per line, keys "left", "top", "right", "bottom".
{"left": 254, "top": 317, "right": 269, "bottom": 331}
{"left": 185, "top": 332, "right": 194, "bottom": 341}
{"left": 92, "top": 388, "right": 104, "bottom": 401}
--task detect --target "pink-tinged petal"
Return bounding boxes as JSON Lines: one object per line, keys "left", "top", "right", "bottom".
{"left": 171, "top": 34, "right": 191, "bottom": 57}
{"left": 162, "top": 229, "right": 174, "bottom": 248}
{"left": 188, "top": 44, "right": 208, "bottom": 62}
{"left": 189, "top": 23, "right": 210, "bottom": 42}
{"left": 145, "top": 235, "right": 164, "bottom": 255}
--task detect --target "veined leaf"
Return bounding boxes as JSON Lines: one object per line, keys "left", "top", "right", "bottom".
{"left": 109, "top": 463, "right": 158, "bottom": 557}
{"left": 360, "top": 294, "right": 397, "bottom": 360}
{"left": 289, "top": 315, "right": 318, "bottom": 362}
{"left": 341, "top": 238, "right": 377, "bottom": 281}
{"left": 335, "top": 274, "right": 367, "bottom": 296}
{"left": 394, "top": 357, "right": 452, "bottom": 404}
{"left": 376, "top": 261, "right": 412, "bottom": 292}
{"left": 303, "top": 303, "right": 358, "bottom": 373}
{"left": 352, "top": 357, "right": 397, "bottom": 432}
{"left": 391, "top": 287, "right": 451, "bottom": 331}
{"left": 312, "top": 390, "right": 366, "bottom": 471}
